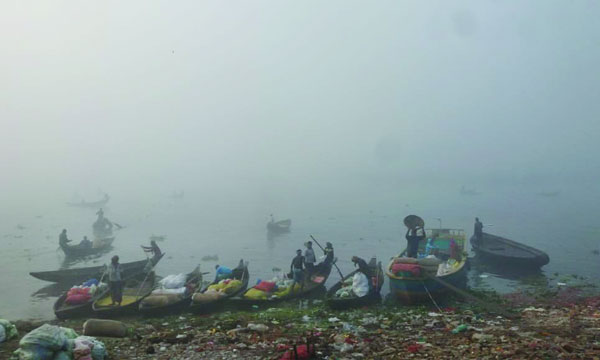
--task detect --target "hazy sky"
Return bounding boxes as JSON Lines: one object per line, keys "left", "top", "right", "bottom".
{"left": 2, "top": 1, "right": 599, "bottom": 202}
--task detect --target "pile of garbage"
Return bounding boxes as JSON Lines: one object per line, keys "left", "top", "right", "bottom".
{"left": 65, "top": 279, "right": 106, "bottom": 305}
{"left": 12, "top": 324, "right": 106, "bottom": 360}
{"left": 0, "top": 319, "right": 18, "bottom": 344}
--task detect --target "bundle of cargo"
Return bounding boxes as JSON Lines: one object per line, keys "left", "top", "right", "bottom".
{"left": 139, "top": 266, "right": 202, "bottom": 315}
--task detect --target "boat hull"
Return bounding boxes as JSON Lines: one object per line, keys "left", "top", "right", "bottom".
{"left": 31, "top": 254, "right": 164, "bottom": 283}
{"left": 388, "top": 263, "right": 467, "bottom": 304}
{"left": 470, "top": 234, "right": 549, "bottom": 269}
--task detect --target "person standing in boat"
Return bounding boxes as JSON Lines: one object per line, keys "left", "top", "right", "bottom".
{"left": 474, "top": 218, "right": 483, "bottom": 241}
{"left": 106, "top": 255, "right": 123, "bottom": 306}
{"left": 405, "top": 226, "right": 425, "bottom": 258}
{"left": 59, "top": 229, "right": 71, "bottom": 247}
{"left": 290, "top": 249, "right": 305, "bottom": 291}
{"left": 304, "top": 241, "right": 316, "bottom": 274}
{"left": 323, "top": 242, "right": 335, "bottom": 265}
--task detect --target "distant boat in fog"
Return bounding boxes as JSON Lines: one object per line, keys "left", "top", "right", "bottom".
{"left": 460, "top": 186, "right": 480, "bottom": 196}
{"left": 170, "top": 191, "right": 184, "bottom": 199}
{"left": 537, "top": 190, "right": 560, "bottom": 197}
{"left": 66, "top": 194, "right": 110, "bottom": 208}
{"left": 267, "top": 215, "right": 291, "bottom": 233}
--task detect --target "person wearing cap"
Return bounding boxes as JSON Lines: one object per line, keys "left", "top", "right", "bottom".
{"left": 290, "top": 249, "right": 305, "bottom": 291}
{"left": 107, "top": 255, "right": 123, "bottom": 306}
{"left": 304, "top": 241, "right": 316, "bottom": 274}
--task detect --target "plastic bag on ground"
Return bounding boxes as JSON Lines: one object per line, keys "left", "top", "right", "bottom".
{"left": 158, "top": 273, "right": 186, "bottom": 289}
{"left": 352, "top": 272, "right": 369, "bottom": 297}
{"left": 0, "top": 319, "right": 19, "bottom": 341}
{"left": 53, "top": 351, "right": 71, "bottom": 360}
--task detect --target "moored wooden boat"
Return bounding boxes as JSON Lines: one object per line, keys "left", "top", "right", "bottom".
{"left": 54, "top": 283, "right": 108, "bottom": 319}
{"left": 189, "top": 260, "right": 249, "bottom": 313}
{"left": 386, "top": 228, "right": 468, "bottom": 304}
{"left": 60, "top": 237, "right": 114, "bottom": 258}
{"left": 138, "top": 266, "right": 203, "bottom": 316}
{"left": 230, "top": 261, "right": 332, "bottom": 307}
{"left": 470, "top": 232, "right": 549, "bottom": 268}
{"left": 326, "top": 257, "right": 384, "bottom": 310}
{"left": 30, "top": 253, "right": 164, "bottom": 283}
{"left": 92, "top": 273, "right": 156, "bottom": 317}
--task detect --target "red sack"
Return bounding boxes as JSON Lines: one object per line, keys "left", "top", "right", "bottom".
{"left": 65, "top": 293, "right": 91, "bottom": 305}
{"left": 254, "top": 281, "right": 276, "bottom": 292}
{"left": 391, "top": 263, "right": 421, "bottom": 276}
{"left": 67, "top": 287, "right": 91, "bottom": 297}
{"left": 279, "top": 345, "right": 315, "bottom": 360}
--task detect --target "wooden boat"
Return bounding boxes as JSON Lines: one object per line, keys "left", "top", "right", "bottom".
{"left": 60, "top": 237, "right": 114, "bottom": 258}
{"left": 326, "top": 257, "right": 384, "bottom": 310}
{"left": 138, "top": 266, "right": 204, "bottom": 316}
{"left": 189, "top": 260, "right": 249, "bottom": 313}
{"left": 386, "top": 228, "right": 468, "bottom": 304}
{"left": 30, "top": 253, "right": 164, "bottom": 283}
{"left": 92, "top": 273, "right": 156, "bottom": 317}
{"left": 66, "top": 194, "right": 110, "bottom": 208}
{"left": 267, "top": 219, "right": 291, "bottom": 233}
{"left": 470, "top": 232, "right": 549, "bottom": 268}
{"left": 230, "top": 261, "right": 332, "bottom": 306}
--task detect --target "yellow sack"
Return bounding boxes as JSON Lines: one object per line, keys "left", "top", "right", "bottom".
{"left": 192, "top": 291, "right": 225, "bottom": 304}
{"left": 273, "top": 283, "right": 300, "bottom": 298}
{"left": 244, "top": 288, "right": 267, "bottom": 300}
{"left": 222, "top": 280, "right": 242, "bottom": 294}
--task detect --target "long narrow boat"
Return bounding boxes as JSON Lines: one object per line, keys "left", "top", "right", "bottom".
{"left": 138, "top": 266, "right": 204, "bottom": 316}
{"left": 386, "top": 228, "right": 468, "bottom": 304}
{"left": 30, "top": 253, "right": 164, "bottom": 283}
{"left": 189, "top": 260, "right": 249, "bottom": 313}
{"left": 54, "top": 272, "right": 145, "bottom": 319}
{"left": 54, "top": 284, "right": 108, "bottom": 319}
{"left": 470, "top": 232, "right": 549, "bottom": 269}
{"left": 60, "top": 237, "right": 114, "bottom": 258}
{"left": 66, "top": 195, "right": 110, "bottom": 208}
{"left": 230, "top": 261, "right": 332, "bottom": 307}
{"left": 325, "top": 257, "right": 384, "bottom": 310}
{"left": 92, "top": 273, "right": 156, "bottom": 317}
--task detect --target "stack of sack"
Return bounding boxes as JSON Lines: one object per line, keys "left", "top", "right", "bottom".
{"left": 65, "top": 279, "right": 106, "bottom": 305}
{"left": 391, "top": 257, "right": 421, "bottom": 277}
{"left": 193, "top": 278, "right": 243, "bottom": 304}
{"left": 244, "top": 277, "right": 300, "bottom": 300}
{"left": 12, "top": 324, "right": 106, "bottom": 360}
{"left": 0, "top": 319, "right": 18, "bottom": 344}
{"left": 436, "top": 258, "right": 460, "bottom": 276}
{"left": 141, "top": 273, "right": 188, "bottom": 307}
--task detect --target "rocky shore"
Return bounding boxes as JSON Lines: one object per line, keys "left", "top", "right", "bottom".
{"left": 3, "top": 286, "right": 600, "bottom": 359}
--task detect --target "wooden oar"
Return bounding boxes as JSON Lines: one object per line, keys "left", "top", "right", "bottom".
{"left": 309, "top": 235, "right": 344, "bottom": 279}
{"left": 423, "top": 273, "right": 515, "bottom": 318}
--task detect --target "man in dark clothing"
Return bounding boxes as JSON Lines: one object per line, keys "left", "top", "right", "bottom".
{"left": 406, "top": 226, "right": 425, "bottom": 258}
{"left": 323, "top": 242, "right": 334, "bottom": 265}
{"left": 474, "top": 218, "right": 483, "bottom": 240}
{"left": 290, "top": 249, "right": 305, "bottom": 291}
{"left": 59, "top": 229, "right": 71, "bottom": 247}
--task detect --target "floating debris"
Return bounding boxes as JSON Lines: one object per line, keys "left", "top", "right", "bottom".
{"left": 201, "top": 255, "right": 219, "bottom": 262}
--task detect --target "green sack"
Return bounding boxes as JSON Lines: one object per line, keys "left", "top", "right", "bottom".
{"left": 19, "top": 324, "right": 68, "bottom": 352}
